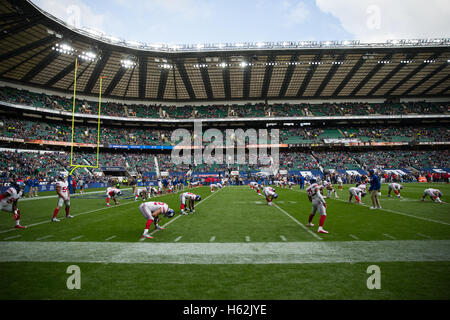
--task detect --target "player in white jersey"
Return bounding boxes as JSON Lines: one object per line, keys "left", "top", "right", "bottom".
{"left": 249, "top": 181, "right": 258, "bottom": 190}
{"left": 190, "top": 181, "right": 200, "bottom": 188}
{"left": 147, "top": 186, "right": 159, "bottom": 197}
{"left": 216, "top": 182, "right": 223, "bottom": 189}
{"left": 306, "top": 179, "right": 328, "bottom": 234}
{"left": 210, "top": 183, "right": 217, "bottom": 192}
{"left": 348, "top": 183, "right": 366, "bottom": 204}
{"left": 421, "top": 188, "right": 443, "bottom": 203}
{"left": 323, "top": 180, "right": 338, "bottom": 199}
{"left": 139, "top": 201, "right": 175, "bottom": 239}
{"left": 0, "top": 182, "right": 26, "bottom": 229}
{"left": 134, "top": 187, "right": 148, "bottom": 201}
{"left": 52, "top": 175, "right": 73, "bottom": 222}
{"left": 180, "top": 192, "right": 201, "bottom": 215}
{"left": 337, "top": 176, "right": 343, "bottom": 191}
{"left": 263, "top": 186, "right": 278, "bottom": 205}
{"left": 288, "top": 181, "right": 296, "bottom": 190}
{"left": 388, "top": 183, "right": 403, "bottom": 198}
{"left": 106, "top": 187, "right": 122, "bottom": 207}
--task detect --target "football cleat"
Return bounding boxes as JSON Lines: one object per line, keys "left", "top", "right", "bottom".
{"left": 306, "top": 223, "right": 314, "bottom": 227}
{"left": 15, "top": 225, "right": 26, "bottom": 229}
{"left": 106, "top": 204, "right": 111, "bottom": 207}
{"left": 141, "top": 234, "right": 153, "bottom": 239}
{"left": 155, "top": 225, "right": 165, "bottom": 230}
{"left": 52, "top": 218, "right": 60, "bottom": 222}
{"left": 318, "top": 228, "right": 329, "bottom": 234}
{"left": 66, "top": 215, "right": 74, "bottom": 219}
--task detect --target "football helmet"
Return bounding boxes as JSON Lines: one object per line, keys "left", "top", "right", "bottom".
{"left": 195, "top": 195, "right": 201, "bottom": 201}
{"left": 273, "top": 193, "right": 278, "bottom": 199}
{"left": 310, "top": 178, "right": 316, "bottom": 184}
{"left": 164, "top": 208, "right": 175, "bottom": 218}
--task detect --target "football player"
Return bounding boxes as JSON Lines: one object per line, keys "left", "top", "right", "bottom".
{"left": 421, "top": 188, "right": 443, "bottom": 203}
{"left": 52, "top": 175, "right": 73, "bottom": 222}
{"left": 336, "top": 175, "right": 343, "bottom": 191}
{"left": 306, "top": 178, "right": 328, "bottom": 234}
{"left": 263, "top": 186, "right": 278, "bottom": 205}
{"left": 323, "top": 180, "right": 338, "bottom": 199}
{"left": 180, "top": 192, "right": 201, "bottom": 215}
{"left": 0, "top": 182, "right": 26, "bottom": 229}
{"left": 348, "top": 183, "right": 367, "bottom": 204}
{"left": 147, "top": 186, "right": 159, "bottom": 197}
{"left": 139, "top": 201, "right": 175, "bottom": 239}
{"left": 388, "top": 183, "right": 403, "bottom": 198}
{"left": 134, "top": 187, "right": 148, "bottom": 201}
{"left": 210, "top": 183, "right": 217, "bottom": 193}
{"left": 249, "top": 181, "right": 258, "bottom": 190}
{"left": 106, "top": 186, "right": 122, "bottom": 207}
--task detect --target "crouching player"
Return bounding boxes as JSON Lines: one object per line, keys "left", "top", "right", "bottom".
{"left": 421, "top": 188, "right": 443, "bottom": 203}
{"left": 139, "top": 201, "right": 175, "bottom": 239}
{"left": 323, "top": 180, "right": 338, "bottom": 199}
{"left": 306, "top": 178, "right": 328, "bottom": 234}
{"left": 134, "top": 187, "right": 148, "bottom": 201}
{"left": 210, "top": 183, "right": 217, "bottom": 193}
{"left": 388, "top": 183, "right": 403, "bottom": 198}
{"left": 106, "top": 186, "right": 122, "bottom": 207}
{"left": 180, "top": 192, "right": 201, "bottom": 215}
{"left": 263, "top": 186, "right": 278, "bottom": 205}
{"left": 0, "top": 182, "right": 26, "bottom": 229}
{"left": 147, "top": 186, "right": 159, "bottom": 197}
{"left": 349, "top": 184, "right": 366, "bottom": 205}
{"left": 52, "top": 175, "right": 73, "bottom": 222}
{"left": 249, "top": 181, "right": 258, "bottom": 190}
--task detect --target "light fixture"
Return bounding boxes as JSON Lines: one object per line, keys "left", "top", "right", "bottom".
{"left": 78, "top": 50, "right": 98, "bottom": 62}
{"left": 121, "top": 56, "right": 136, "bottom": 68}
{"left": 240, "top": 61, "right": 248, "bottom": 67}
{"left": 52, "top": 43, "right": 75, "bottom": 55}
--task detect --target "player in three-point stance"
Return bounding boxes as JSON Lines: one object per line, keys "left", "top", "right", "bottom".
{"left": 139, "top": 201, "right": 175, "bottom": 239}
{"left": 421, "top": 188, "right": 444, "bottom": 203}
{"left": 323, "top": 180, "right": 338, "bottom": 199}
{"left": 52, "top": 175, "right": 73, "bottom": 222}
{"left": 106, "top": 186, "right": 122, "bottom": 207}
{"left": 348, "top": 183, "right": 367, "bottom": 204}
{"left": 306, "top": 178, "right": 328, "bottom": 234}
{"left": 263, "top": 186, "right": 278, "bottom": 205}
{"left": 180, "top": 192, "right": 201, "bottom": 215}
{"left": 0, "top": 182, "right": 26, "bottom": 229}
{"left": 134, "top": 187, "right": 148, "bottom": 201}
{"left": 387, "top": 183, "right": 403, "bottom": 198}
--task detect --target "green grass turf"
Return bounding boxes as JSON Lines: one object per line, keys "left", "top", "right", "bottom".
{"left": 0, "top": 183, "right": 449, "bottom": 299}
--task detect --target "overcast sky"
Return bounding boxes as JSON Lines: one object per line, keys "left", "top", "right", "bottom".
{"left": 32, "top": 0, "right": 450, "bottom": 44}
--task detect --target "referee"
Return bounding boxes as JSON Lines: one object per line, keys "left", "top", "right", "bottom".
{"left": 369, "top": 169, "right": 381, "bottom": 209}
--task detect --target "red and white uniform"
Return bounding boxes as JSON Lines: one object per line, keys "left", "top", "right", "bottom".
{"left": 135, "top": 188, "right": 147, "bottom": 200}
{"left": 349, "top": 186, "right": 365, "bottom": 203}
{"left": 263, "top": 186, "right": 275, "bottom": 197}
{"left": 423, "top": 188, "right": 442, "bottom": 203}
{"left": 139, "top": 201, "right": 169, "bottom": 221}
{"left": 147, "top": 186, "right": 158, "bottom": 196}
{"left": 0, "top": 187, "right": 22, "bottom": 212}
{"left": 306, "top": 183, "right": 328, "bottom": 233}
{"left": 249, "top": 182, "right": 258, "bottom": 189}
{"left": 180, "top": 192, "right": 196, "bottom": 205}
{"left": 388, "top": 183, "right": 402, "bottom": 197}
{"left": 210, "top": 183, "right": 217, "bottom": 192}
{"left": 106, "top": 187, "right": 120, "bottom": 197}
{"left": 56, "top": 180, "right": 70, "bottom": 207}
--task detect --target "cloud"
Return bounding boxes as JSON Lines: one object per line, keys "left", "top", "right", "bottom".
{"left": 32, "top": 0, "right": 107, "bottom": 32}
{"left": 282, "top": 1, "right": 311, "bottom": 27}
{"left": 315, "top": 0, "right": 450, "bottom": 41}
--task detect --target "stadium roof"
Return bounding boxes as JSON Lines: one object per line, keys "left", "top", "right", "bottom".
{"left": 0, "top": 0, "right": 449, "bottom": 102}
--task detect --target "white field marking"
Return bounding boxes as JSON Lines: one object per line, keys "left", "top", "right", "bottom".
{"left": 0, "top": 188, "right": 193, "bottom": 235}
{"left": 20, "top": 188, "right": 133, "bottom": 201}
{"left": 272, "top": 203, "right": 322, "bottom": 241}
{"left": 349, "top": 234, "right": 359, "bottom": 240}
{"left": 3, "top": 234, "right": 22, "bottom": 241}
{"left": 254, "top": 201, "right": 263, "bottom": 204}
{"left": 288, "top": 201, "right": 297, "bottom": 204}
{"left": 174, "top": 236, "right": 182, "bottom": 242}
{"left": 70, "top": 235, "right": 84, "bottom": 241}
{"left": 278, "top": 201, "right": 285, "bottom": 204}
{"left": 280, "top": 235, "right": 287, "bottom": 241}
{"left": 1, "top": 240, "right": 449, "bottom": 264}
{"left": 105, "top": 235, "right": 117, "bottom": 241}
{"left": 209, "top": 236, "right": 216, "bottom": 242}
{"left": 36, "top": 235, "right": 53, "bottom": 241}
{"left": 417, "top": 233, "right": 432, "bottom": 239}
{"left": 293, "top": 189, "right": 450, "bottom": 227}
{"left": 383, "top": 234, "right": 396, "bottom": 240}
{"left": 245, "top": 236, "right": 251, "bottom": 242}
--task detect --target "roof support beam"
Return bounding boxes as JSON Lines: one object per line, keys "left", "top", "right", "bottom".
{"left": 385, "top": 53, "right": 441, "bottom": 96}
{"left": 297, "top": 54, "right": 322, "bottom": 98}
{"left": 243, "top": 58, "right": 252, "bottom": 99}
{"left": 46, "top": 59, "right": 81, "bottom": 87}
{"left": 420, "top": 74, "right": 450, "bottom": 95}
{"left": 402, "top": 63, "right": 448, "bottom": 96}
{"left": 84, "top": 50, "right": 111, "bottom": 94}
{"left": 0, "top": 35, "right": 56, "bottom": 64}
{"left": 104, "top": 67, "right": 127, "bottom": 96}
{"left": 198, "top": 57, "right": 213, "bottom": 100}
{"left": 176, "top": 60, "right": 195, "bottom": 100}
{"left": 66, "top": 62, "right": 92, "bottom": 90}
{"left": 123, "top": 65, "right": 135, "bottom": 97}
{"left": 314, "top": 53, "right": 345, "bottom": 97}
{"left": 21, "top": 50, "right": 59, "bottom": 82}
{"left": 261, "top": 55, "right": 276, "bottom": 99}
{"left": 349, "top": 53, "right": 392, "bottom": 96}
{"left": 0, "top": 17, "right": 42, "bottom": 41}
{"left": 222, "top": 60, "right": 231, "bottom": 100}
{"left": 278, "top": 54, "right": 298, "bottom": 98}
{"left": 331, "top": 57, "right": 365, "bottom": 97}
{"left": 157, "top": 69, "right": 169, "bottom": 100}
{"left": 0, "top": 44, "right": 53, "bottom": 77}
{"left": 138, "top": 55, "right": 147, "bottom": 99}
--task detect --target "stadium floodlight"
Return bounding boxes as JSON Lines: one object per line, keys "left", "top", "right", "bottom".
{"left": 240, "top": 61, "right": 248, "bottom": 67}
{"left": 52, "top": 43, "right": 75, "bottom": 55}
{"left": 120, "top": 56, "right": 136, "bottom": 69}
{"left": 219, "top": 62, "right": 227, "bottom": 68}
{"left": 256, "top": 42, "right": 265, "bottom": 48}
{"left": 78, "top": 51, "right": 98, "bottom": 62}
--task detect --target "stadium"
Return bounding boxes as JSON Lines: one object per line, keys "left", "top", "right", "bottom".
{"left": 0, "top": 0, "right": 449, "bottom": 304}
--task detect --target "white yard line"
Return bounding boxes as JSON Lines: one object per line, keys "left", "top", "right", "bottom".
{"left": 1, "top": 240, "right": 449, "bottom": 264}
{"left": 349, "top": 234, "right": 359, "bottom": 240}
{"left": 209, "top": 236, "right": 216, "bottom": 242}
{"left": 245, "top": 236, "right": 251, "bottom": 242}
{"left": 417, "top": 233, "right": 432, "bottom": 239}
{"left": 36, "top": 235, "right": 53, "bottom": 241}
{"left": 174, "top": 236, "right": 182, "bottom": 242}
{"left": 383, "top": 233, "right": 396, "bottom": 240}
{"left": 272, "top": 203, "right": 323, "bottom": 241}
{"left": 70, "top": 235, "right": 84, "bottom": 241}
{"left": 280, "top": 235, "right": 287, "bottom": 241}
{"left": 105, "top": 235, "right": 117, "bottom": 241}
{"left": 3, "top": 235, "right": 22, "bottom": 241}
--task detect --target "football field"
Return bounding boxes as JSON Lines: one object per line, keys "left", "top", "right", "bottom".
{"left": 0, "top": 184, "right": 449, "bottom": 299}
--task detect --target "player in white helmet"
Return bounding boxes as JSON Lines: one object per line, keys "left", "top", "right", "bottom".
{"left": 323, "top": 180, "right": 338, "bottom": 199}
{"left": 348, "top": 183, "right": 367, "bottom": 205}
{"left": 180, "top": 192, "right": 201, "bottom": 215}
{"left": 306, "top": 178, "right": 328, "bottom": 234}
{"left": 134, "top": 187, "right": 148, "bottom": 201}
{"left": 421, "top": 188, "right": 443, "bottom": 203}
{"left": 263, "top": 186, "right": 278, "bottom": 205}
{"left": 387, "top": 183, "right": 403, "bottom": 198}
{"left": 139, "top": 201, "right": 175, "bottom": 239}
{"left": 52, "top": 174, "right": 73, "bottom": 222}
{"left": 0, "top": 182, "right": 26, "bottom": 229}
{"left": 106, "top": 186, "right": 122, "bottom": 207}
